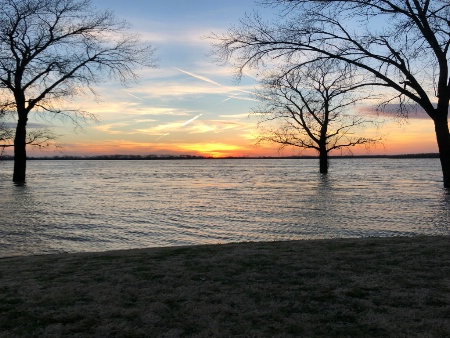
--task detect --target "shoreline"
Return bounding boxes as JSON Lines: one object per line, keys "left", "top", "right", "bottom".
{"left": 1, "top": 233, "right": 448, "bottom": 260}
{"left": 0, "top": 153, "right": 441, "bottom": 161}
{"left": 1, "top": 235, "right": 449, "bottom": 336}
{"left": 0, "top": 233, "right": 447, "bottom": 260}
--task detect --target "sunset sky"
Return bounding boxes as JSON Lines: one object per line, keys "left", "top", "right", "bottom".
{"left": 13, "top": 0, "right": 443, "bottom": 158}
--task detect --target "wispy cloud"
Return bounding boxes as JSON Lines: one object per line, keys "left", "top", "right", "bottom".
{"left": 174, "top": 67, "right": 262, "bottom": 102}
{"left": 1, "top": 122, "right": 52, "bottom": 129}
{"left": 154, "top": 113, "right": 204, "bottom": 140}
{"left": 174, "top": 68, "right": 222, "bottom": 87}
{"left": 358, "top": 103, "right": 446, "bottom": 120}
{"left": 218, "top": 113, "right": 250, "bottom": 119}
{"left": 95, "top": 122, "right": 138, "bottom": 135}
{"left": 136, "top": 27, "right": 212, "bottom": 45}
{"left": 123, "top": 115, "right": 254, "bottom": 139}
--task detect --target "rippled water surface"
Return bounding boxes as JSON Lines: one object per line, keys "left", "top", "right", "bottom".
{"left": 1, "top": 158, "right": 449, "bottom": 257}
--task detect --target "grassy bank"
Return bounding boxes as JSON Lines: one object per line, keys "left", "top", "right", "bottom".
{"left": 1, "top": 236, "right": 449, "bottom": 337}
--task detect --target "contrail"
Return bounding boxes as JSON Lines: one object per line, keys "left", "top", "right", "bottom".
{"left": 227, "top": 95, "right": 260, "bottom": 102}
{"left": 155, "top": 113, "right": 204, "bottom": 141}
{"left": 217, "top": 97, "right": 231, "bottom": 104}
{"left": 174, "top": 67, "right": 269, "bottom": 101}
{"left": 181, "top": 113, "right": 203, "bottom": 127}
{"left": 174, "top": 68, "right": 222, "bottom": 87}
{"left": 155, "top": 133, "right": 170, "bottom": 141}
{"left": 242, "top": 70, "right": 259, "bottom": 81}
{"left": 154, "top": 69, "right": 263, "bottom": 143}
{"left": 124, "top": 90, "right": 143, "bottom": 101}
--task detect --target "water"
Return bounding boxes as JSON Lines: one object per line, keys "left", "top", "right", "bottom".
{"left": 0, "top": 158, "right": 449, "bottom": 257}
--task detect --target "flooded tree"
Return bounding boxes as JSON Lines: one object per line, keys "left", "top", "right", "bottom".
{"left": 0, "top": 112, "right": 10, "bottom": 152}
{"left": 254, "top": 61, "right": 377, "bottom": 173}
{"left": 0, "top": 0, "right": 156, "bottom": 182}
{"left": 1, "top": 108, "right": 58, "bottom": 153}
{"left": 1, "top": 126, "right": 58, "bottom": 154}
{"left": 212, "top": 0, "right": 450, "bottom": 186}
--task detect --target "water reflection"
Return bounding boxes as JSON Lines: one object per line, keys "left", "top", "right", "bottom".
{"left": 436, "top": 188, "right": 450, "bottom": 232}
{"left": 442, "top": 187, "right": 450, "bottom": 196}
{"left": 0, "top": 182, "right": 48, "bottom": 256}
{"left": 316, "top": 173, "right": 334, "bottom": 192}
{"left": 0, "top": 158, "right": 449, "bottom": 257}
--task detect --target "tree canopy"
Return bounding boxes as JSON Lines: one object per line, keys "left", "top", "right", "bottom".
{"left": 254, "top": 60, "right": 378, "bottom": 172}
{"left": 212, "top": 0, "right": 450, "bottom": 186}
{"left": 0, "top": 0, "right": 156, "bottom": 181}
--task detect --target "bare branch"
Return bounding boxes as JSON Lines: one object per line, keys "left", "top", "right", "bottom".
{"left": 212, "top": 0, "right": 450, "bottom": 184}
{"left": 0, "top": 0, "right": 157, "bottom": 181}
{"left": 252, "top": 60, "right": 379, "bottom": 172}
{"left": 210, "top": 0, "right": 449, "bottom": 119}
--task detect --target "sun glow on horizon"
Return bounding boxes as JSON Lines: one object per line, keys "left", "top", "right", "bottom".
{"left": 1, "top": 0, "right": 446, "bottom": 162}
{"left": 177, "top": 143, "right": 245, "bottom": 157}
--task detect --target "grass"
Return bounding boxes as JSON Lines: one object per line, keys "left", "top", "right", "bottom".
{"left": 0, "top": 236, "right": 449, "bottom": 337}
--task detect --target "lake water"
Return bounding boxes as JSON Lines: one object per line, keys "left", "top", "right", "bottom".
{"left": 0, "top": 158, "right": 449, "bottom": 257}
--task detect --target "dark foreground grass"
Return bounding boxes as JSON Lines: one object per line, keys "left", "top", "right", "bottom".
{"left": 0, "top": 236, "right": 449, "bottom": 337}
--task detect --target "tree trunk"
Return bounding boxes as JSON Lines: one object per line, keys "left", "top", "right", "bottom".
{"left": 434, "top": 115, "right": 450, "bottom": 188}
{"left": 13, "top": 115, "right": 27, "bottom": 183}
{"left": 319, "top": 146, "right": 328, "bottom": 174}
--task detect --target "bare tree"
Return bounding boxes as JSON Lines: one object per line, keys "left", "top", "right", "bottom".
{"left": 1, "top": 107, "right": 59, "bottom": 153}
{"left": 254, "top": 61, "right": 378, "bottom": 173}
{"left": 1, "top": 124, "right": 59, "bottom": 154}
{"left": 212, "top": 0, "right": 450, "bottom": 186}
{"left": 0, "top": 0, "right": 156, "bottom": 182}
{"left": 0, "top": 120, "right": 13, "bottom": 155}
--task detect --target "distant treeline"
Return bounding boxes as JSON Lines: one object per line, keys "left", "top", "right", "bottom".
{"left": 0, "top": 153, "right": 441, "bottom": 160}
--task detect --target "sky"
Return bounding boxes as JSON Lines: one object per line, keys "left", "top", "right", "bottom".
{"left": 12, "top": 0, "right": 443, "bottom": 157}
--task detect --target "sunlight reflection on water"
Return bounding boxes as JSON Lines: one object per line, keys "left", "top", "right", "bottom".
{"left": 0, "top": 158, "right": 449, "bottom": 257}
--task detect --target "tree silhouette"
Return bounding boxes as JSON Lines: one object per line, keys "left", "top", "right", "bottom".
{"left": 1, "top": 124, "right": 58, "bottom": 154}
{"left": 0, "top": 0, "right": 156, "bottom": 182}
{"left": 212, "top": 0, "right": 450, "bottom": 186}
{"left": 254, "top": 61, "right": 378, "bottom": 173}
